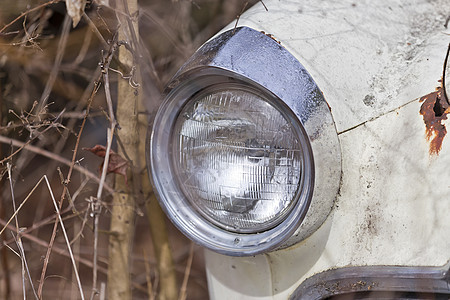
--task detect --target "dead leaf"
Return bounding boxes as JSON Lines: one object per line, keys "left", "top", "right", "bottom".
{"left": 84, "top": 145, "right": 129, "bottom": 183}
{"left": 419, "top": 87, "right": 449, "bottom": 156}
{"left": 65, "top": 0, "right": 87, "bottom": 28}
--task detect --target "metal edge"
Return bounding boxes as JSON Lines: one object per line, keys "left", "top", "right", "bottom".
{"left": 289, "top": 262, "right": 450, "bottom": 299}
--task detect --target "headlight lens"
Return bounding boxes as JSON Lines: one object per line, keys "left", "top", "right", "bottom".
{"left": 173, "top": 83, "right": 303, "bottom": 233}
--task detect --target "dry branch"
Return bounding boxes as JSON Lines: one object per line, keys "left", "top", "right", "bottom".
{"left": 0, "top": 174, "right": 85, "bottom": 299}
{"left": 0, "top": 135, "right": 113, "bottom": 194}
{"left": 37, "top": 49, "right": 100, "bottom": 299}
{"left": 0, "top": 1, "right": 252, "bottom": 298}
{"left": 44, "top": 176, "right": 85, "bottom": 299}
{"left": 179, "top": 243, "right": 195, "bottom": 300}
{"left": 106, "top": 0, "right": 140, "bottom": 299}
{"left": 0, "top": 0, "right": 61, "bottom": 34}
{"left": 145, "top": 190, "right": 178, "bottom": 300}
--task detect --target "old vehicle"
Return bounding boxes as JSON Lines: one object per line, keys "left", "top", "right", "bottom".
{"left": 147, "top": 0, "right": 450, "bottom": 299}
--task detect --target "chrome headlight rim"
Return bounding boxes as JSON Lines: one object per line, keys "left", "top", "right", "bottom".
{"left": 147, "top": 26, "right": 341, "bottom": 256}
{"left": 149, "top": 67, "right": 315, "bottom": 256}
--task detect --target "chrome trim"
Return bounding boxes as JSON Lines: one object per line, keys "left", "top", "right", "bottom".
{"left": 290, "top": 262, "right": 450, "bottom": 299}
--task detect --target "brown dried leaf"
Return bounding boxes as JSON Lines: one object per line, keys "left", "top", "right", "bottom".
{"left": 84, "top": 145, "right": 129, "bottom": 181}
{"left": 419, "top": 87, "right": 449, "bottom": 156}
{"left": 65, "top": 0, "right": 87, "bottom": 27}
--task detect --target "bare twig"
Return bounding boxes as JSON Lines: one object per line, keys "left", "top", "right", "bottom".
{"left": 143, "top": 249, "right": 155, "bottom": 300}
{"left": 91, "top": 30, "right": 120, "bottom": 299}
{"left": 7, "top": 163, "right": 37, "bottom": 300}
{"left": 71, "top": 205, "right": 90, "bottom": 246}
{"left": 3, "top": 242, "right": 20, "bottom": 258}
{"left": 100, "top": 283, "right": 106, "bottom": 300}
{"left": 71, "top": 212, "right": 82, "bottom": 300}
{"left": 0, "top": 176, "right": 45, "bottom": 237}
{"left": 11, "top": 232, "right": 38, "bottom": 300}
{"left": 46, "top": 110, "right": 104, "bottom": 119}
{"left": 442, "top": 43, "right": 450, "bottom": 106}
{"left": 145, "top": 191, "right": 178, "bottom": 300}
{"left": 0, "top": 0, "right": 61, "bottom": 33}
{"left": 6, "top": 163, "right": 18, "bottom": 236}
{"left": 38, "top": 57, "right": 101, "bottom": 299}
{"left": 233, "top": 1, "right": 248, "bottom": 34}
{"left": 44, "top": 176, "right": 85, "bottom": 300}
{"left": 2, "top": 206, "right": 85, "bottom": 248}
{"left": 0, "top": 218, "right": 149, "bottom": 295}
{"left": 179, "top": 243, "right": 195, "bottom": 300}
{"left": 0, "top": 214, "right": 10, "bottom": 299}
{"left": 72, "top": 22, "right": 94, "bottom": 66}
{"left": 3, "top": 233, "right": 26, "bottom": 299}
{"left": 0, "top": 122, "right": 58, "bottom": 165}
{"left": 0, "top": 77, "right": 10, "bottom": 298}
{"left": 259, "top": 0, "right": 268, "bottom": 11}
{"left": 83, "top": 12, "right": 109, "bottom": 49}
{"left": 36, "top": 13, "right": 71, "bottom": 115}
{"left": 90, "top": 127, "right": 114, "bottom": 299}
{"left": 119, "top": 0, "right": 162, "bottom": 89}
{"left": 58, "top": 168, "right": 81, "bottom": 214}
{"left": 0, "top": 135, "right": 113, "bottom": 193}
{"left": 1, "top": 175, "right": 85, "bottom": 299}
{"left": 0, "top": 217, "right": 105, "bottom": 273}
{"left": 140, "top": 10, "right": 185, "bottom": 56}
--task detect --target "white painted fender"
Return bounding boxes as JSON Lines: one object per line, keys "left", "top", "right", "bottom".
{"left": 205, "top": 0, "right": 450, "bottom": 299}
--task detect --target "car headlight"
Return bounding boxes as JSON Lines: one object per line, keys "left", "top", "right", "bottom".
{"left": 148, "top": 27, "right": 341, "bottom": 256}
{"left": 173, "top": 79, "right": 312, "bottom": 234}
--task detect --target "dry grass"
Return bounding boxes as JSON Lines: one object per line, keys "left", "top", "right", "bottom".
{"left": 0, "top": 0, "right": 260, "bottom": 299}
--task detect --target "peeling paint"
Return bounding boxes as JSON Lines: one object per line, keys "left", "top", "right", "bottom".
{"left": 419, "top": 86, "right": 449, "bottom": 156}
{"left": 260, "top": 31, "right": 282, "bottom": 45}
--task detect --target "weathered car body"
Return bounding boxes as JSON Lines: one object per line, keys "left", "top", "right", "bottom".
{"left": 148, "top": 0, "right": 450, "bottom": 298}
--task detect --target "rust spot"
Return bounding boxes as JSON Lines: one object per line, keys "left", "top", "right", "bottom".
{"left": 419, "top": 86, "right": 449, "bottom": 156}
{"left": 260, "top": 31, "right": 281, "bottom": 45}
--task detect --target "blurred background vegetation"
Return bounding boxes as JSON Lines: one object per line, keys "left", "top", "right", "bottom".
{"left": 0, "top": 0, "right": 259, "bottom": 299}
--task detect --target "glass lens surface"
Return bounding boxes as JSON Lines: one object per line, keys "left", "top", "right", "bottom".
{"left": 172, "top": 85, "right": 303, "bottom": 233}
